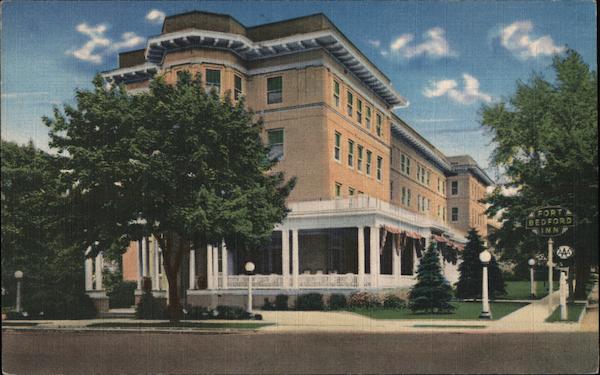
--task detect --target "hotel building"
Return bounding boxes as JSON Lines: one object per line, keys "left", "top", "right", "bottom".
{"left": 86, "top": 11, "right": 495, "bottom": 309}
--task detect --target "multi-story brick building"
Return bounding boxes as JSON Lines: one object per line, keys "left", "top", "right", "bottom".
{"left": 85, "top": 11, "right": 495, "bottom": 308}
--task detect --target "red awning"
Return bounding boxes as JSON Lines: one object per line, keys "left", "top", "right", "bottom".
{"left": 431, "top": 234, "right": 447, "bottom": 243}
{"left": 383, "top": 225, "right": 403, "bottom": 234}
{"left": 406, "top": 231, "right": 422, "bottom": 239}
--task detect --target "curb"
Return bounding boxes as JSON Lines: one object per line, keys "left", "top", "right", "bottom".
{"left": 1, "top": 326, "right": 258, "bottom": 335}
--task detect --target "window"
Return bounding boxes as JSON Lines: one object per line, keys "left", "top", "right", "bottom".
{"left": 376, "top": 156, "right": 383, "bottom": 181}
{"left": 407, "top": 189, "right": 412, "bottom": 206}
{"left": 451, "top": 181, "right": 458, "bottom": 195}
{"left": 267, "top": 129, "right": 284, "bottom": 161}
{"left": 437, "top": 205, "right": 441, "bottom": 218}
{"left": 417, "top": 195, "right": 422, "bottom": 211}
{"left": 401, "top": 154, "right": 411, "bottom": 175}
{"left": 357, "top": 145, "right": 364, "bottom": 172}
{"left": 366, "top": 107, "right": 372, "bottom": 129}
{"left": 349, "top": 187, "right": 355, "bottom": 196}
{"left": 234, "top": 75, "right": 243, "bottom": 100}
{"left": 390, "top": 181, "right": 394, "bottom": 200}
{"left": 357, "top": 100, "right": 363, "bottom": 124}
{"left": 442, "top": 207, "right": 446, "bottom": 221}
{"left": 401, "top": 187, "right": 407, "bottom": 205}
{"left": 267, "top": 76, "right": 283, "bottom": 104}
{"left": 358, "top": 191, "right": 364, "bottom": 195}
{"left": 347, "top": 91, "right": 353, "bottom": 117}
{"left": 206, "top": 69, "right": 221, "bottom": 92}
{"left": 426, "top": 171, "right": 431, "bottom": 186}
{"left": 335, "top": 182, "right": 342, "bottom": 198}
{"left": 416, "top": 165, "right": 421, "bottom": 182}
{"left": 333, "top": 80, "right": 340, "bottom": 107}
{"left": 437, "top": 178, "right": 442, "bottom": 193}
{"left": 376, "top": 113, "right": 382, "bottom": 136}
{"left": 366, "top": 150, "right": 372, "bottom": 175}
{"left": 451, "top": 207, "right": 459, "bottom": 222}
{"left": 443, "top": 180, "right": 446, "bottom": 194}
{"left": 348, "top": 140, "right": 354, "bottom": 168}
{"left": 334, "top": 132, "right": 341, "bottom": 161}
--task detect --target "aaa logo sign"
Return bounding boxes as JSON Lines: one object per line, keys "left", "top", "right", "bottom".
{"left": 525, "top": 206, "right": 575, "bottom": 237}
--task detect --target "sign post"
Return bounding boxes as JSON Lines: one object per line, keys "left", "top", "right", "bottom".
{"left": 525, "top": 206, "right": 575, "bottom": 314}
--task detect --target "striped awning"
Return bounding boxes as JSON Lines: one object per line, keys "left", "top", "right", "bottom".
{"left": 431, "top": 234, "right": 447, "bottom": 243}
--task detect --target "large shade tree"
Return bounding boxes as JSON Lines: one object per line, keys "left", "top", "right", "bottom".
{"left": 481, "top": 49, "right": 598, "bottom": 298}
{"left": 44, "top": 73, "right": 295, "bottom": 321}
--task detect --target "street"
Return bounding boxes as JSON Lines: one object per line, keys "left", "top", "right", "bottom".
{"left": 2, "top": 330, "right": 598, "bottom": 374}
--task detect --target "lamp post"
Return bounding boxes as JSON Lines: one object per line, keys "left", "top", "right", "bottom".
{"left": 528, "top": 258, "right": 536, "bottom": 299}
{"left": 244, "top": 262, "right": 255, "bottom": 313}
{"left": 14, "top": 270, "right": 23, "bottom": 313}
{"left": 479, "top": 250, "right": 492, "bottom": 319}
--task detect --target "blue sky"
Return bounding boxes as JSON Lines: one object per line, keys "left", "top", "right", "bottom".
{"left": 1, "top": 0, "right": 596, "bottom": 177}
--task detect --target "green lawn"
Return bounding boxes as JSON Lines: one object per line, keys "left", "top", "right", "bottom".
{"left": 2, "top": 321, "right": 39, "bottom": 327}
{"left": 545, "top": 303, "right": 586, "bottom": 323}
{"left": 502, "top": 281, "right": 560, "bottom": 300}
{"left": 412, "top": 324, "right": 487, "bottom": 329}
{"left": 351, "top": 302, "right": 528, "bottom": 320}
{"left": 87, "top": 322, "right": 272, "bottom": 329}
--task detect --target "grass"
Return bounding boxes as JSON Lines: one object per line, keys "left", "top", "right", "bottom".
{"left": 502, "top": 281, "right": 560, "bottom": 300}
{"left": 413, "top": 324, "right": 486, "bottom": 329}
{"left": 2, "top": 321, "right": 39, "bottom": 327}
{"left": 350, "top": 301, "right": 528, "bottom": 321}
{"left": 545, "top": 303, "right": 586, "bottom": 323}
{"left": 87, "top": 322, "right": 272, "bottom": 329}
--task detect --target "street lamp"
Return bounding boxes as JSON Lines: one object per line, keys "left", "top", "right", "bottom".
{"left": 14, "top": 270, "right": 23, "bottom": 313}
{"left": 244, "top": 262, "right": 255, "bottom": 313}
{"left": 479, "top": 250, "right": 492, "bottom": 319}
{"left": 528, "top": 258, "right": 536, "bottom": 299}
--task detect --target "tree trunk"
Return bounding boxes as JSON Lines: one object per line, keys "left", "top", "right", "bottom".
{"left": 155, "top": 232, "right": 184, "bottom": 323}
{"left": 574, "top": 248, "right": 590, "bottom": 300}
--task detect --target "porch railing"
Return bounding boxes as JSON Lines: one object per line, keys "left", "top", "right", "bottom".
{"left": 214, "top": 273, "right": 414, "bottom": 289}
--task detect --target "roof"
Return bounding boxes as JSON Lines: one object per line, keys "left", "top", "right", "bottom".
{"left": 103, "top": 11, "right": 407, "bottom": 108}
{"left": 447, "top": 155, "right": 495, "bottom": 186}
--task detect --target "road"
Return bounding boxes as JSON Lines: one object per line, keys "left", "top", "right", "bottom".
{"left": 2, "top": 330, "right": 598, "bottom": 374}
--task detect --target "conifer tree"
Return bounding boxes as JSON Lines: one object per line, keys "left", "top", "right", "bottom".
{"left": 408, "top": 241, "right": 455, "bottom": 313}
{"left": 456, "top": 228, "right": 506, "bottom": 299}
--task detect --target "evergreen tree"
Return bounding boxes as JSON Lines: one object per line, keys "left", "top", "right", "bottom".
{"left": 456, "top": 229, "right": 506, "bottom": 299}
{"left": 408, "top": 242, "right": 455, "bottom": 313}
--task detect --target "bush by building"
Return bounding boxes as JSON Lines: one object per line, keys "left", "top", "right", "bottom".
{"left": 107, "top": 281, "right": 136, "bottom": 309}
{"left": 383, "top": 294, "right": 405, "bottom": 309}
{"left": 274, "top": 294, "right": 289, "bottom": 310}
{"left": 409, "top": 242, "right": 455, "bottom": 314}
{"left": 135, "top": 290, "right": 166, "bottom": 319}
{"left": 295, "top": 293, "right": 324, "bottom": 310}
{"left": 348, "top": 291, "right": 381, "bottom": 309}
{"left": 328, "top": 294, "right": 347, "bottom": 310}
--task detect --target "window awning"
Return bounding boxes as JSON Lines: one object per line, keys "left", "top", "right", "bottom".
{"left": 431, "top": 234, "right": 447, "bottom": 243}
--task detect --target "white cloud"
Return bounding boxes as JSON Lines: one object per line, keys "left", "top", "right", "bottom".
{"left": 413, "top": 118, "right": 457, "bottom": 123}
{"left": 2, "top": 91, "right": 49, "bottom": 99}
{"left": 110, "top": 31, "right": 145, "bottom": 51}
{"left": 390, "top": 27, "right": 456, "bottom": 59}
{"left": 498, "top": 20, "right": 564, "bottom": 59}
{"left": 146, "top": 9, "right": 166, "bottom": 24}
{"left": 68, "top": 23, "right": 144, "bottom": 64}
{"left": 368, "top": 39, "right": 381, "bottom": 48}
{"left": 423, "top": 73, "right": 493, "bottom": 105}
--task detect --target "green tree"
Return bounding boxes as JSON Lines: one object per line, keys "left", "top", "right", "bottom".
{"left": 455, "top": 229, "right": 505, "bottom": 299}
{"left": 408, "top": 242, "right": 455, "bottom": 313}
{"left": 481, "top": 49, "right": 598, "bottom": 299}
{"left": 1, "top": 139, "right": 96, "bottom": 318}
{"left": 43, "top": 72, "right": 295, "bottom": 322}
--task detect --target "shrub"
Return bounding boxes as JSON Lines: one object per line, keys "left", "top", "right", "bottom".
{"left": 348, "top": 291, "right": 381, "bottom": 309}
{"left": 383, "top": 294, "right": 405, "bottom": 309}
{"left": 6, "top": 310, "right": 28, "bottom": 320}
{"left": 274, "top": 294, "right": 289, "bottom": 310}
{"left": 295, "top": 293, "right": 324, "bottom": 311}
{"left": 328, "top": 294, "right": 347, "bottom": 310}
{"left": 26, "top": 292, "right": 97, "bottom": 320}
{"left": 261, "top": 298, "right": 275, "bottom": 311}
{"left": 107, "top": 281, "right": 136, "bottom": 308}
{"left": 215, "top": 305, "right": 252, "bottom": 320}
{"left": 183, "top": 305, "right": 213, "bottom": 320}
{"left": 135, "top": 290, "right": 165, "bottom": 319}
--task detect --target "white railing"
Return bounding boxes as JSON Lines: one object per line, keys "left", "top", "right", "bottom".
{"left": 287, "top": 195, "right": 453, "bottom": 235}
{"left": 298, "top": 273, "right": 358, "bottom": 288}
{"left": 217, "top": 273, "right": 416, "bottom": 289}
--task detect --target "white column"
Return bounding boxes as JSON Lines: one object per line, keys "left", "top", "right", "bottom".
{"left": 95, "top": 252, "right": 104, "bottom": 290}
{"left": 282, "top": 230, "right": 290, "bottom": 288}
{"left": 189, "top": 249, "right": 196, "bottom": 290}
{"left": 207, "top": 245, "right": 214, "bottom": 290}
{"left": 530, "top": 267, "right": 536, "bottom": 298}
{"left": 85, "top": 257, "right": 94, "bottom": 291}
{"left": 221, "top": 241, "right": 228, "bottom": 289}
{"left": 370, "top": 226, "right": 379, "bottom": 288}
{"left": 548, "top": 238, "right": 554, "bottom": 311}
{"left": 212, "top": 245, "right": 219, "bottom": 289}
{"left": 357, "top": 227, "right": 365, "bottom": 288}
{"left": 141, "top": 237, "right": 148, "bottom": 278}
{"left": 392, "top": 234, "right": 400, "bottom": 283}
{"left": 560, "top": 271, "right": 568, "bottom": 320}
{"left": 481, "top": 265, "right": 491, "bottom": 318}
{"left": 292, "top": 229, "right": 299, "bottom": 289}
{"left": 153, "top": 240, "right": 160, "bottom": 290}
{"left": 137, "top": 241, "right": 142, "bottom": 290}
